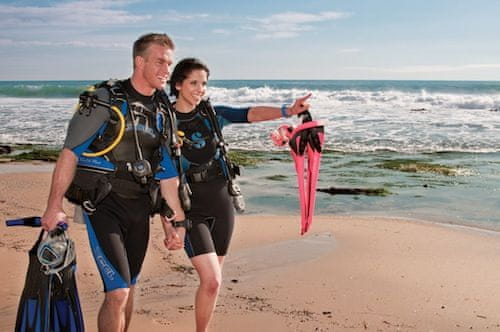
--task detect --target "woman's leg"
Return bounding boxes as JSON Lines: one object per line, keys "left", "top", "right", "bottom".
{"left": 191, "top": 253, "right": 223, "bottom": 332}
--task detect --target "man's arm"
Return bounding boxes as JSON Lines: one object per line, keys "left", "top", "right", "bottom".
{"left": 159, "top": 177, "right": 187, "bottom": 250}
{"left": 41, "top": 148, "right": 78, "bottom": 231}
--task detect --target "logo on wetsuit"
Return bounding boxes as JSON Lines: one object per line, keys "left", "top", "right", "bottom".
{"left": 97, "top": 255, "right": 116, "bottom": 281}
{"left": 190, "top": 132, "right": 206, "bottom": 149}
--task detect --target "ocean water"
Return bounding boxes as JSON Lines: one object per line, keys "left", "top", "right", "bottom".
{"left": 1, "top": 80, "right": 499, "bottom": 230}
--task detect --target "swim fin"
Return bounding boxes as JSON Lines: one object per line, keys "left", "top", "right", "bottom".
{"left": 6, "top": 216, "right": 42, "bottom": 227}
{"left": 271, "top": 111, "right": 325, "bottom": 234}
{"left": 9, "top": 223, "right": 85, "bottom": 332}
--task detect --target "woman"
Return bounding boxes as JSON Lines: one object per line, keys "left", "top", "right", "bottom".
{"left": 165, "top": 58, "right": 311, "bottom": 331}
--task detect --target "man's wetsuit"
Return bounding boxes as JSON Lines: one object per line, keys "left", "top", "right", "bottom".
{"left": 64, "top": 79, "right": 177, "bottom": 291}
{"left": 176, "top": 105, "right": 249, "bottom": 258}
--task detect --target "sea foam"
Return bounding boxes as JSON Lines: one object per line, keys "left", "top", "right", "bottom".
{"left": 1, "top": 82, "right": 499, "bottom": 153}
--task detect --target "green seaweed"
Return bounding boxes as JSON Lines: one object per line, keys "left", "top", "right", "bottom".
{"left": 377, "top": 159, "right": 461, "bottom": 176}
{"left": 12, "top": 148, "right": 60, "bottom": 162}
{"left": 264, "top": 174, "right": 288, "bottom": 181}
{"left": 228, "top": 150, "right": 265, "bottom": 166}
{"left": 317, "top": 187, "right": 391, "bottom": 196}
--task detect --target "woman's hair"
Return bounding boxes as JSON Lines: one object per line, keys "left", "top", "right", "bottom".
{"left": 169, "top": 58, "right": 210, "bottom": 97}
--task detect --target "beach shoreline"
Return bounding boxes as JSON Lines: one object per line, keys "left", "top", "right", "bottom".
{"left": 1, "top": 165, "right": 500, "bottom": 331}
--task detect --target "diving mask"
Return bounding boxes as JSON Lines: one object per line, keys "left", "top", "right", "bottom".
{"left": 37, "top": 224, "right": 76, "bottom": 275}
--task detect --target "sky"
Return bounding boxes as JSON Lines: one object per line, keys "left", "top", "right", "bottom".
{"left": 1, "top": 0, "right": 500, "bottom": 80}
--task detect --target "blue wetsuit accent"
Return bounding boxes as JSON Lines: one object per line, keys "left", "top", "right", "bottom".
{"left": 77, "top": 156, "right": 116, "bottom": 172}
{"left": 214, "top": 105, "right": 249, "bottom": 126}
{"left": 155, "top": 145, "right": 178, "bottom": 180}
{"left": 83, "top": 212, "right": 128, "bottom": 291}
{"left": 70, "top": 124, "right": 105, "bottom": 157}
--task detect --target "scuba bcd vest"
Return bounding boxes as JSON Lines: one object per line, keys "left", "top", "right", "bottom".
{"left": 65, "top": 79, "right": 179, "bottom": 214}
{"left": 177, "top": 99, "right": 245, "bottom": 213}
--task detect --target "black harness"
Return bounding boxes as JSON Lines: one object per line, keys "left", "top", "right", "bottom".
{"left": 65, "top": 80, "right": 178, "bottom": 214}
{"left": 179, "top": 99, "right": 245, "bottom": 212}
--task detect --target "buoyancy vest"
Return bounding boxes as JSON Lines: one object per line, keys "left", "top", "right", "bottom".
{"left": 65, "top": 79, "right": 178, "bottom": 211}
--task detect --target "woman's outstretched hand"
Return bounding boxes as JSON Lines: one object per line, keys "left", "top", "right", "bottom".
{"left": 288, "top": 93, "right": 312, "bottom": 116}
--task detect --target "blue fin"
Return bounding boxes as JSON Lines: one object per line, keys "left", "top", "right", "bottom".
{"left": 14, "top": 230, "right": 85, "bottom": 332}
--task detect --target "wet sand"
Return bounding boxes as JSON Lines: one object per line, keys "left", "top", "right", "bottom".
{"left": 1, "top": 165, "right": 500, "bottom": 331}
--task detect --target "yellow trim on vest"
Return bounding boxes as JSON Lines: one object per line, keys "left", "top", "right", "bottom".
{"left": 82, "top": 105, "right": 125, "bottom": 157}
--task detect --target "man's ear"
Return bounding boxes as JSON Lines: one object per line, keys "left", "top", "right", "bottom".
{"left": 134, "top": 55, "right": 144, "bottom": 70}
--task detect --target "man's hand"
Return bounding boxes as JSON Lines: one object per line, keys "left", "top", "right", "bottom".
{"left": 41, "top": 208, "right": 68, "bottom": 231}
{"left": 161, "top": 216, "right": 183, "bottom": 250}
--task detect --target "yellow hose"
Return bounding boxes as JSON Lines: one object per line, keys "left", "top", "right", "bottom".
{"left": 82, "top": 105, "right": 125, "bottom": 157}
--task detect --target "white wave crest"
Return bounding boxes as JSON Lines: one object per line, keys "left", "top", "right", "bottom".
{"left": 2, "top": 86, "right": 500, "bottom": 153}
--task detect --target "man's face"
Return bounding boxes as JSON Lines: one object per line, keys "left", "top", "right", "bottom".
{"left": 140, "top": 44, "right": 173, "bottom": 90}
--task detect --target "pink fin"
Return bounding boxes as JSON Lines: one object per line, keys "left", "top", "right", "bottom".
{"left": 304, "top": 131, "right": 324, "bottom": 233}
{"left": 287, "top": 121, "right": 325, "bottom": 235}
{"left": 290, "top": 146, "right": 308, "bottom": 234}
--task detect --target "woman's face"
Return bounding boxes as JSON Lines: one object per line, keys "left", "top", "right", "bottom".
{"left": 176, "top": 69, "right": 208, "bottom": 109}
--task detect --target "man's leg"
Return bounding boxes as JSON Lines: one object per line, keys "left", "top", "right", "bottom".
{"left": 124, "top": 286, "right": 135, "bottom": 331}
{"left": 83, "top": 194, "right": 142, "bottom": 332}
{"left": 98, "top": 288, "right": 130, "bottom": 332}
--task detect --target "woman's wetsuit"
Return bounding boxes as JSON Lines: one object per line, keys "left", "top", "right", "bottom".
{"left": 176, "top": 105, "right": 249, "bottom": 258}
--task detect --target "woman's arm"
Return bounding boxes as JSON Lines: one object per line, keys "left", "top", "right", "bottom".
{"left": 247, "top": 93, "right": 311, "bottom": 123}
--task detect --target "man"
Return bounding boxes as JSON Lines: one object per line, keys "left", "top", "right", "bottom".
{"left": 41, "top": 33, "right": 185, "bottom": 332}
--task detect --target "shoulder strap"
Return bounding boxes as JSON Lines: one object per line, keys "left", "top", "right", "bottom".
{"left": 199, "top": 99, "right": 240, "bottom": 179}
{"left": 155, "top": 89, "right": 180, "bottom": 155}
{"left": 200, "top": 99, "right": 224, "bottom": 145}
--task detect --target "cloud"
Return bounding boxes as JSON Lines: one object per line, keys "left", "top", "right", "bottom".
{"left": 160, "top": 11, "right": 210, "bottom": 22}
{"left": 349, "top": 63, "right": 500, "bottom": 74}
{"left": 260, "top": 11, "right": 349, "bottom": 24}
{"left": 0, "top": 38, "right": 129, "bottom": 49}
{"left": 248, "top": 11, "right": 350, "bottom": 40}
{"left": 0, "top": 1, "right": 150, "bottom": 28}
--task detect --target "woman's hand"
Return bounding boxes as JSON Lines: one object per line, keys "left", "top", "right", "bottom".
{"left": 288, "top": 93, "right": 312, "bottom": 116}
{"left": 161, "top": 216, "right": 183, "bottom": 250}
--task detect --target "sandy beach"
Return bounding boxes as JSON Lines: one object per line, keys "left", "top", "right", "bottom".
{"left": 1, "top": 163, "right": 500, "bottom": 331}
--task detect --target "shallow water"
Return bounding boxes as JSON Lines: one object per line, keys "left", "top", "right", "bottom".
{"left": 240, "top": 151, "right": 500, "bottom": 231}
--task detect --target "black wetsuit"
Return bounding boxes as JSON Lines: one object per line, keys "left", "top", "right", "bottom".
{"left": 64, "top": 79, "right": 177, "bottom": 291}
{"left": 176, "top": 104, "right": 249, "bottom": 258}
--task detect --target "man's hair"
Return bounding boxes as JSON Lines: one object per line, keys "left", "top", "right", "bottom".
{"left": 133, "top": 33, "right": 175, "bottom": 59}
{"left": 169, "top": 58, "right": 210, "bottom": 97}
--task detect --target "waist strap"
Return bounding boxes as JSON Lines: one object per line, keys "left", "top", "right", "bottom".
{"left": 186, "top": 161, "right": 223, "bottom": 183}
